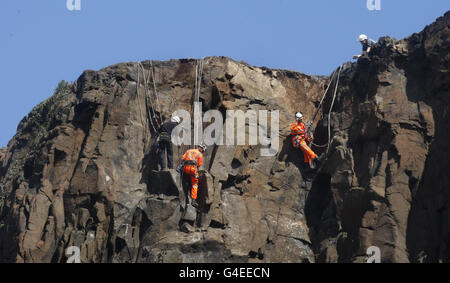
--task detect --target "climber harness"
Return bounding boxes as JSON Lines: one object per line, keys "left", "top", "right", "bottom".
{"left": 159, "top": 131, "right": 171, "bottom": 143}
{"left": 291, "top": 127, "right": 306, "bottom": 136}
{"left": 183, "top": 160, "right": 198, "bottom": 167}
{"left": 182, "top": 148, "right": 202, "bottom": 167}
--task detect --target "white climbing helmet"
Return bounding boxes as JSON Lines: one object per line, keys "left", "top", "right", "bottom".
{"left": 171, "top": 116, "right": 181, "bottom": 124}
{"left": 358, "top": 34, "right": 368, "bottom": 42}
{"left": 198, "top": 143, "right": 207, "bottom": 153}
{"left": 295, "top": 112, "right": 303, "bottom": 120}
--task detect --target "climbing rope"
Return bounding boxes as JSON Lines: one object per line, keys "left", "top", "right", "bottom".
{"left": 307, "top": 69, "right": 338, "bottom": 134}
{"left": 135, "top": 64, "right": 148, "bottom": 134}
{"left": 193, "top": 58, "right": 205, "bottom": 148}
{"left": 197, "top": 59, "right": 204, "bottom": 103}
{"left": 136, "top": 62, "right": 159, "bottom": 134}
{"left": 141, "top": 62, "right": 162, "bottom": 131}
{"left": 150, "top": 60, "right": 164, "bottom": 125}
{"left": 326, "top": 65, "right": 343, "bottom": 155}
{"left": 310, "top": 141, "right": 329, "bottom": 148}
{"left": 302, "top": 64, "right": 343, "bottom": 152}
{"left": 194, "top": 62, "right": 199, "bottom": 105}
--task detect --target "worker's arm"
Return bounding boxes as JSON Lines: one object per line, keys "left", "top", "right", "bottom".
{"left": 155, "top": 124, "right": 165, "bottom": 142}
{"left": 157, "top": 123, "right": 164, "bottom": 134}
{"left": 197, "top": 154, "right": 203, "bottom": 167}
{"left": 290, "top": 123, "right": 296, "bottom": 135}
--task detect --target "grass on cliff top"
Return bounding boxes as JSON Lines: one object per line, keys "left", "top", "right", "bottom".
{"left": 20, "top": 80, "right": 73, "bottom": 131}
{"left": 4, "top": 80, "right": 74, "bottom": 182}
{"left": 32, "top": 80, "right": 72, "bottom": 119}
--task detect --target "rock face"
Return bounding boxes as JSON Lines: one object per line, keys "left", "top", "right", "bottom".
{"left": 0, "top": 11, "right": 449, "bottom": 263}
{"left": 0, "top": 57, "right": 327, "bottom": 263}
{"left": 309, "top": 11, "right": 450, "bottom": 263}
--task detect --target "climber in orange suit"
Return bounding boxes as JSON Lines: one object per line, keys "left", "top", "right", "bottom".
{"left": 181, "top": 143, "right": 206, "bottom": 207}
{"left": 291, "top": 112, "right": 319, "bottom": 168}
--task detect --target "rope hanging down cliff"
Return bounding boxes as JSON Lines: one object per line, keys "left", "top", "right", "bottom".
{"left": 136, "top": 63, "right": 148, "bottom": 132}
{"left": 193, "top": 58, "right": 205, "bottom": 149}
{"left": 194, "top": 58, "right": 204, "bottom": 104}
{"left": 135, "top": 61, "right": 164, "bottom": 135}
{"left": 307, "top": 68, "right": 339, "bottom": 134}
{"left": 150, "top": 60, "right": 164, "bottom": 125}
{"left": 142, "top": 61, "right": 162, "bottom": 130}
{"left": 306, "top": 64, "right": 344, "bottom": 151}
{"left": 136, "top": 62, "right": 157, "bottom": 134}
{"left": 326, "top": 65, "right": 343, "bottom": 154}
{"left": 308, "top": 71, "right": 337, "bottom": 149}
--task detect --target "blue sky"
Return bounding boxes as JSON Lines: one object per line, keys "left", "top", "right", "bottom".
{"left": 1, "top": 0, "right": 448, "bottom": 147}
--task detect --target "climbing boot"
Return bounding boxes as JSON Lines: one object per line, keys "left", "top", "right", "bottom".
{"left": 319, "top": 153, "right": 326, "bottom": 162}
{"left": 313, "top": 156, "right": 321, "bottom": 168}
{"left": 309, "top": 160, "right": 317, "bottom": 170}
{"left": 303, "top": 162, "right": 313, "bottom": 172}
{"left": 181, "top": 222, "right": 195, "bottom": 233}
{"left": 191, "top": 199, "right": 199, "bottom": 208}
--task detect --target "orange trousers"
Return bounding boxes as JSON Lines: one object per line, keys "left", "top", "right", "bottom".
{"left": 183, "top": 165, "right": 199, "bottom": 200}
{"left": 292, "top": 135, "right": 317, "bottom": 164}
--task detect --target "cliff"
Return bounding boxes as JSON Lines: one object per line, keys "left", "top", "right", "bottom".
{"left": 0, "top": 11, "right": 449, "bottom": 263}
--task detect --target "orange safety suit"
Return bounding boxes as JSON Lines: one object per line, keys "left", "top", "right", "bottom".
{"left": 181, "top": 148, "right": 204, "bottom": 200}
{"left": 290, "top": 121, "right": 317, "bottom": 164}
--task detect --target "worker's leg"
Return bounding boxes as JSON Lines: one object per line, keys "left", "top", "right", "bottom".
{"left": 293, "top": 136, "right": 310, "bottom": 162}
{"left": 292, "top": 136, "right": 301, "bottom": 149}
{"left": 183, "top": 165, "right": 198, "bottom": 200}
{"left": 167, "top": 142, "right": 174, "bottom": 169}
{"left": 159, "top": 142, "right": 167, "bottom": 169}
{"left": 182, "top": 170, "right": 191, "bottom": 198}
{"left": 190, "top": 172, "right": 199, "bottom": 200}
{"left": 300, "top": 141, "right": 318, "bottom": 164}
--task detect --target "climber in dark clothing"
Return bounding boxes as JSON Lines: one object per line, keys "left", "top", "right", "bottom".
{"left": 353, "top": 34, "right": 377, "bottom": 59}
{"left": 157, "top": 116, "right": 181, "bottom": 170}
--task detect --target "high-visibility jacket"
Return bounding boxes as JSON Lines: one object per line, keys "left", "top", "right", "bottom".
{"left": 291, "top": 121, "right": 307, "bottom": 136}
{"left": 291, "top": 121, "right": 313, "bottom": 142}
{"left": 182, "top": 149, "right": 203, "bottom": 200}
{"left": 182, "top": 149, "right": 203, "bottom": 168}
{"left": 291, "top": 121, "right": 317, "bottom": 164}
